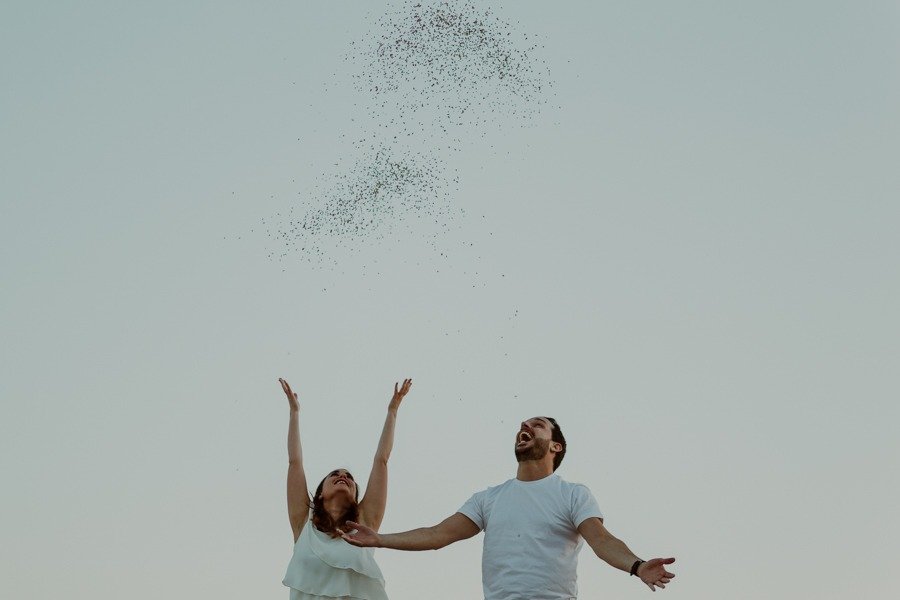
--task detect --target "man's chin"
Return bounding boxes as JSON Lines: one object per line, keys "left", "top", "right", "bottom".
{"left": 515, "top": 448, "right": 548, "bottom": 462}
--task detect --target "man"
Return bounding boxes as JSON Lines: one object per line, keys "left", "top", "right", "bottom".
{"left": 342, "top": 416, "right": 676, "bottom": 598}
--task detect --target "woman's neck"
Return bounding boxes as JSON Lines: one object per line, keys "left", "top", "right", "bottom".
{"left": 323, "top": 496, "right": 353, "bottom": 525}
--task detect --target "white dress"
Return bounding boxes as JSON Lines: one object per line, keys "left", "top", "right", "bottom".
{"left": 283, "top": 521, "right": 388, "bottom": 600}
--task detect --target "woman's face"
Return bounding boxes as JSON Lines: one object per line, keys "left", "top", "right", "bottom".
{"left": 320, "top": 469, "right": 357, "bottom": 500}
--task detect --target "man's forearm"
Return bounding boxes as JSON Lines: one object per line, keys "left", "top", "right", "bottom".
{"left": 377, "top": 526, "right": 450, "bottom": 551}
{"left": 592, "top": 532, "right": 642, "bottom": 572}
{"left": 346, "top": 512, "right": 478, "bottom": 551}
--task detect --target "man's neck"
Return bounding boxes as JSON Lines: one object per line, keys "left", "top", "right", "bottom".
{"left": 516, "top": 460, "right": 554, "bottom": 481}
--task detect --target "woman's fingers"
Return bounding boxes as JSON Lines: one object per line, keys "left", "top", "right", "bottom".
{"left": 280, "top": 378, "right": 299, "bottom": 404}
{"left": 392, "top": 378, "right": 412, "bottom": 404}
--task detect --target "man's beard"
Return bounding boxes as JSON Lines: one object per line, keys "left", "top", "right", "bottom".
{"left": 515, "top": 438, "right": 550, "bottom": 463}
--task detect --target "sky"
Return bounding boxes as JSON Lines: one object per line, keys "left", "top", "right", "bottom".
{"left": 2, "top": 1, "right": 899, "bottom": 599}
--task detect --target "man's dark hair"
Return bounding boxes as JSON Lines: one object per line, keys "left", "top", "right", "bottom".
{"left": 543, "top": 416, "right": 566, "bottom": 471}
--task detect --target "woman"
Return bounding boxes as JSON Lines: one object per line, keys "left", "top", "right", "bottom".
{"left": 279, "top": 377, "right": 413, "bottom": 600}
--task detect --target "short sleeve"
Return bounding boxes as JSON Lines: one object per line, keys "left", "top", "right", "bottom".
{"left": 570, "top": 484, "right": 604, "bottom": 528}
{"left": 457, "top": 490, "right": 487, "bottom": 531}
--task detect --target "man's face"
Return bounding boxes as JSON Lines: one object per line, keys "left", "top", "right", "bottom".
{"left": 514, "top": 417, "right": 555, "bottom": 463}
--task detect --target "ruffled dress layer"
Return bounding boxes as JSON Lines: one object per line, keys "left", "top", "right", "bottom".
{"left": 283, "top": 522, "right": 388, "bottom": 600}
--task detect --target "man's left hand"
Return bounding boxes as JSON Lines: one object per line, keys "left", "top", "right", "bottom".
{"left": 638, "top": 557, "right": 676, "bottom": 591}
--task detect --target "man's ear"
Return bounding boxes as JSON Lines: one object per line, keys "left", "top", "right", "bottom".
{"left": 551, "top": 442, "right": 562, "bottom": 453}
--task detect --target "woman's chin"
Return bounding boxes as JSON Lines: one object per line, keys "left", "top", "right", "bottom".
{"left": 326, "top": 487, "right": 354, "bottom": 500}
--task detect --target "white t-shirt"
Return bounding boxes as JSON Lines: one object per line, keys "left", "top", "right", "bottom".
{"left": 458, "top": 473, "right": 604, "bottom": 600}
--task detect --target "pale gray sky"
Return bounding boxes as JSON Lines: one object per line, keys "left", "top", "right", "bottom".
{"left": 2, "top": 2, "right": 898, "bottom": 599}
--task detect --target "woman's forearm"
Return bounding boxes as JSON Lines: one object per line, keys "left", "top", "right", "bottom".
{"left": 373, "top": 408, "right": 397, "bottom": 464}
{"left": 288, "top": 409, "right": 302, "bottom": 464}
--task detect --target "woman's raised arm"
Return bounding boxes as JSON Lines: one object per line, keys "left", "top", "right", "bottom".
{"left": 280, "top": 378, "right": 309, "bottom": 542}
{"left": 358, "top": 379, "right": 412, "bottom": 531}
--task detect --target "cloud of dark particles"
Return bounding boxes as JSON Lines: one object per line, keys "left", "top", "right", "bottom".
{"left": 264, "top": 142, "right": 458, "bottom": 265}
{"left": 265, "top": 0, "right": 552, "bottom": 267}
{"left": 351, "top": 0, "right": 551, "bottom": 139}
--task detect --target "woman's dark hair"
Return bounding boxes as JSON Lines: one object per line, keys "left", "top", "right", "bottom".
{"left": 543, "top": 417, "right": 567, "bottom": 471}
{"left": 309, "top": 470, "right": 360, "bottom": 538}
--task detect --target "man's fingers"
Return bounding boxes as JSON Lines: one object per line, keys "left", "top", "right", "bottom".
{"left": 339, "top": 521, "right": 372, "bottom": 547}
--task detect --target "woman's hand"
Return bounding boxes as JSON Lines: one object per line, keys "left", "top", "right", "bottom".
{"left": 388, "top": 378, "right": 412, "bottom": 412}
{"left": 279, "top": 378, "right": 299, "bottom": 412}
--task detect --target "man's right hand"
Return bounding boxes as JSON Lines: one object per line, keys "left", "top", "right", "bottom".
{"left": 340, "top": 521, "right": 380, "bottom": 547}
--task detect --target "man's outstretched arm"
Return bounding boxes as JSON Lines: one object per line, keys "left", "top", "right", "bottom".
{"left": 341, "top": 512, "right": 480, "bottom": 550}
{"left": 578, "top": 517, "right": 676, "bottom": 591}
